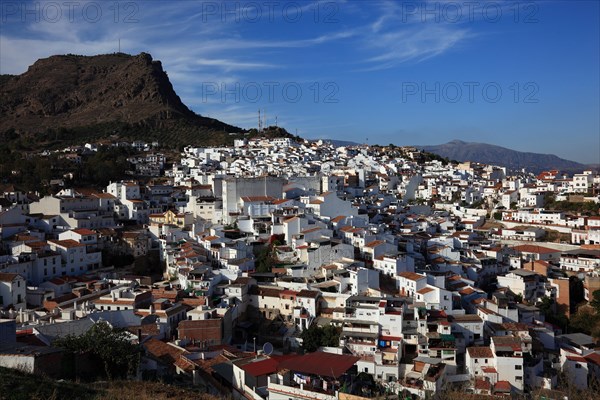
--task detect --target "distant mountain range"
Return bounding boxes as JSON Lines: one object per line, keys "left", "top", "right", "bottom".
{"left": 324, "top": 139, "right": 362, "bottom": 147}
{"left": 419, "top": 140, "right": 589, "bottom": 173}
{"left": 322, "top": 138, "right": 589, "bottom": 174}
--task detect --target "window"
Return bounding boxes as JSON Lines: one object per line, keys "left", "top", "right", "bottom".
{"left": 515, "top": 365, "right": 522, "bottom": 370}
{"left": 474, "top": 359, "right": 478, "bottom": 363}
{"left": 575, "top": 364, "right": 582, "bottom": 369}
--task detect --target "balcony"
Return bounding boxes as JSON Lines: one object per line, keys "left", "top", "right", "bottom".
{"left": 402, "top": 377, "right": 423, "bottom": 389}
{"left": 344, "top": 337, "right": 377, "bottom": 346}
{"left": 385, "top": 308, "right": 403, "bottom": 315}
{"left": 269, "top": 380, "right": 337, "bottom": 400}
{"left": 288, "top": 380, "right": 337, "bottom": 397}
{"left": 424, "top": 363, "right": 445, "bottom": 382}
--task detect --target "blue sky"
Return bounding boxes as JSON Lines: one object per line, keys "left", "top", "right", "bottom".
{"left": 1, "top": 0, "right": 598, "bottom": 163}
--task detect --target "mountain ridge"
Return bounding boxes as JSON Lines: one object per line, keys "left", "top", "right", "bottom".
{"left": 419, "top": 140, "right": 587, "bottom": 173}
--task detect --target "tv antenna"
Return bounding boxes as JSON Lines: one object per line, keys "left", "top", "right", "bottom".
{"left": 258, "top": 109, "right": 262, "bottom": 131}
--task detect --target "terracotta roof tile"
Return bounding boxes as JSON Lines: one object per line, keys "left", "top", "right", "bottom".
{"left": 467, "top": 346, "right": 493, "bottom": 358}
{"left": 398, "top": 272, "right": 426, "bottom": 281}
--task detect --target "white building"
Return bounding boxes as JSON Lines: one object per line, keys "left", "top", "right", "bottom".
{"left": 0, "top": 273, "right": 26, "bottom": 309}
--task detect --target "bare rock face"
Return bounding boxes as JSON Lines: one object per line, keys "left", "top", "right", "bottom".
{"left": 0, "top": 52, "right": 240, "bottom": 141}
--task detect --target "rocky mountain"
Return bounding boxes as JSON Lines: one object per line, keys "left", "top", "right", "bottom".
{"left": 420, "top": 140, "right": 587, "bottom": 173}
{"left": 0, "top": 53, "right": 243, "bottom": 146}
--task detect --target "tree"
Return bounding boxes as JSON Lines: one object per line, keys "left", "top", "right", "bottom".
{"left": 300, "top": 325, "right": 341, "bottom": 352}
{"left": 132, "top": 250, "right": 162, "bottom": 276}
{"left": 538, "top": 296, "right": 553, "bottom": 314}
{"left": 254, "top": 236, "right": 285, "bottom": 273}
{"left": 569, "top": 276, "right": 585, "bottom": 314}
{"left": 590, "top": 289, "right": 600, "bottom": 313}
{"left": 255, "top": 245, "right": 276, "bottom": 273}
{"left": 570, "top": 306, "right": 599, "bottom": 336}
{"left": 513, "top": 293, "right": 523, "bottom": 304}
{"left": 81, "top": 146, "right": 133, "bottom": 187}
{"left": 321, "top": 325, "right": 341, "bottom": 347}
{"left": 538, "top": 296, "right": 568, "bottom": 332}
{"left": 102, "top": 249, "right": 134, "bottom": 269}
{"left": 54, "top": 321, "right": 141, "bottom": 380}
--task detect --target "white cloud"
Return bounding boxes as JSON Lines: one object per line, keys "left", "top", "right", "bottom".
{"left": 362, "top": 25, "right": 471, "bottom": 70}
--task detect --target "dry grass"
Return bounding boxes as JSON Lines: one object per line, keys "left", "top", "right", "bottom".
{"left": 94, "top": 381, "right": 221, "bottom": 400}
{"left": 480, "top": 220, "right": 505, "bottom": 230}
{"left": 441, "top": 374, "right": 600, "bottom": 400}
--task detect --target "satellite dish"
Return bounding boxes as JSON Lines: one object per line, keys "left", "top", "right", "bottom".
{"left": 262, "top": 342, "right": 274, "bottom": 356}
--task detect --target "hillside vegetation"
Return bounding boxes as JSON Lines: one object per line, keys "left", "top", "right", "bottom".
{"left": 0, "top": 367, "right": 221, "bottom": 400}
